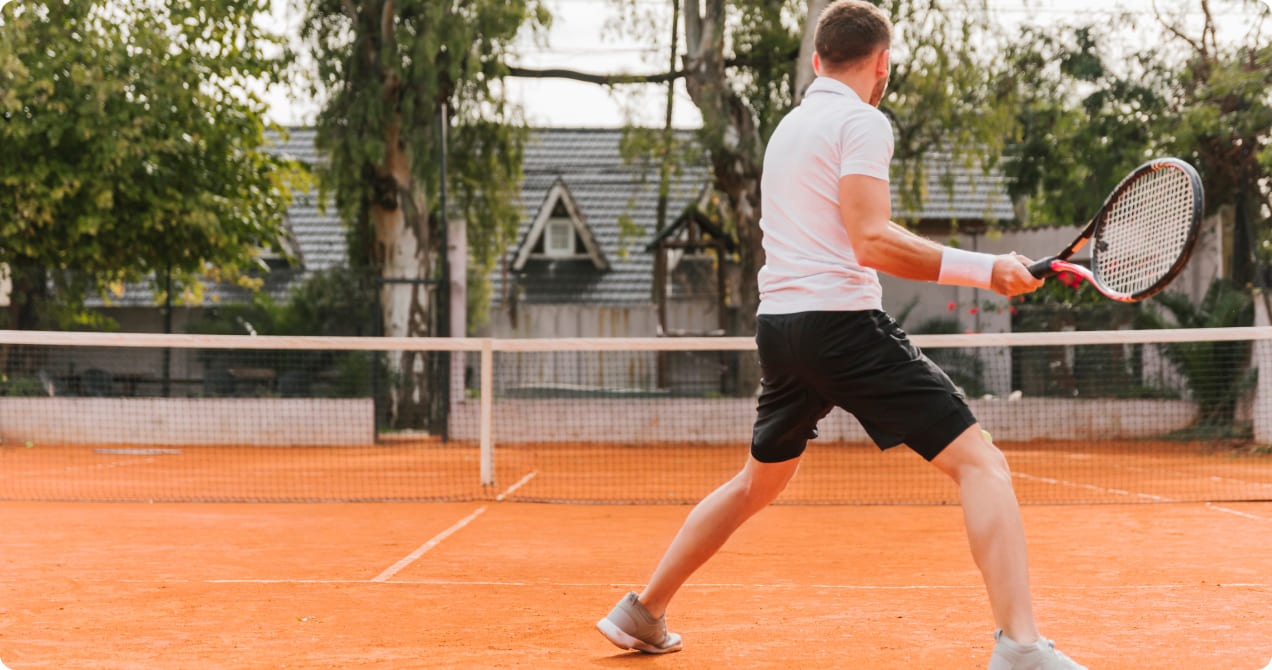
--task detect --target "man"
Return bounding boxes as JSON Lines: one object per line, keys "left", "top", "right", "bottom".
{"left": 595, "top": 2, "right": 1086, "bottom": 668}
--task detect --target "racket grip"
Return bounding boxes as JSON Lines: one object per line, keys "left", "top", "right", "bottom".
{"left": 1028, "top": 256, "right": 1059, "bottom": 279}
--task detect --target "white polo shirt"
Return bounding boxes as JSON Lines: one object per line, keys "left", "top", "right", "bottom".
{"left": 756, "top": 76, "right": 894, "bottom": 315}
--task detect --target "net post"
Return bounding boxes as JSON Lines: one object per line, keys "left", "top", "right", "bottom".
{"left": 479, "top": 338, "right": 495, "bottom": 486}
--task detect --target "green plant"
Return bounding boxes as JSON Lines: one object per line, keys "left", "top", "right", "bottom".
{"left": 1136, "top": 279, "right": 1254, "bottom": 434}
{"left": 0, "top": 374, "right": 51, "bottom": 397}
{"left": 185, "top": 267, "right": 380, "bottom": 398}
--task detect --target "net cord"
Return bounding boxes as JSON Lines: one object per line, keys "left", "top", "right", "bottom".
{"left": 2, "top": 327, "right": 1270, "bottom": 352}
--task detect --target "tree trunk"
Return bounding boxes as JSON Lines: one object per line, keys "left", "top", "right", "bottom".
{"left": 372, "top": 120, "right": 440, "bottom": 431}
{"left": 793, "top": 0, "right": 828, "bottom": 104}
{"left": 683, "top": 0, "right": 765, "bottom": 391}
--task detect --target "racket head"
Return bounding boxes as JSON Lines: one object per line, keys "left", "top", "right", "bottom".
{"left": 1087, "top": 157, "right": 1204, "bottom": 302}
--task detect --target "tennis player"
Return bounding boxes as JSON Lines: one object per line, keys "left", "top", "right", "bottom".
{"left": 597, "top": 2, "right": 1086, "bottom": 668}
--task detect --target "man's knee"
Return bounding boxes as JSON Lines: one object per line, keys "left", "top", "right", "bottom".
{"left": 932, "top": 426, "right": 1012, "bottom": 484}
{"left": 735, "top": 456, "right": 799, "bottom": 506}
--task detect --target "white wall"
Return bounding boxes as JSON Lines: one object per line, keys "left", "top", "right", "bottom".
{"left": 448, "top": 396, "right": 1198, "bottom": 444}
{"left": 0, "top": 398, "right": 375, "bottom": 446}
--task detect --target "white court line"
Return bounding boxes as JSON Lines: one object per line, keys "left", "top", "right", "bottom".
{"left": 131, "top": 578, "right": 1272, "bottom": 590}
{"left": 1011, "top": 472, "right": 1175, "bottom": 502}
{"left": 495, "top": 471, "right": 538, "bottom": 501}
{"left": 369, "top": 471, "right": 538, "bottom": 583}
{"left": 1209, "top": 475, "right": 1272, "bottom": 490}
{"left": 1014, "top": 471, "right": 1272, "bottom": 522}
{"left": 371, "top": 506, "right": 488, "bottom": 583}
{"left": 1206, "top": 504, "right": 1271, "bottom": 522}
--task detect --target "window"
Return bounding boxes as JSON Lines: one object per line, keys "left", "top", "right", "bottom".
{"left": 544, "top": 219, "right": 575, "bottom": 257}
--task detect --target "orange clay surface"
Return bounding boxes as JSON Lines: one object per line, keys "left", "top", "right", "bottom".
{"left": 0, "top": 499, "right": 1270, "bottom": 669}
{"left": 3, "top": 439, "right": 1271, "bottom": 505}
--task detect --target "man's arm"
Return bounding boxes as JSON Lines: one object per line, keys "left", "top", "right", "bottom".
{"left": 838, "top": 174, "right": 1043, "bottom": 297}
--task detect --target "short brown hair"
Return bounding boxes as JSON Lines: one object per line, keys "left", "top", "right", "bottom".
{"left": 815, "top": 0, "right": 892, "bottom": 71}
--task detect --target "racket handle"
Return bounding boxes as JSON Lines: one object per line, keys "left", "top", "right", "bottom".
{"left": 1028, "top": 256, "right": 1059, "bottom": 279}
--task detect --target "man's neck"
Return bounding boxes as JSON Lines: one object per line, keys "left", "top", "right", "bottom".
{"left": 820, "top": 70, "right": 875, "bottom": 105}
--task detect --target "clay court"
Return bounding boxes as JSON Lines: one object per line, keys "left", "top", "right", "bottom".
{"left": 1, "top": 439, "right": 1271, "bottom": 669}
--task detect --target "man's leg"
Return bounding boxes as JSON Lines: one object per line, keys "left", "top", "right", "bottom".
{"left": 639, "top": 454, "right": 802, "bottom": 617}
{"left": 929, "top": 424, "right": 1039, "bottom": 645}
{"left": 597, "top": 454, "right": 800, "bottom": 653}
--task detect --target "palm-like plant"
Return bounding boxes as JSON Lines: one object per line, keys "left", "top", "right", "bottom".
{"left": 1136, "top": 279, "right": 1254, "bottom": 433}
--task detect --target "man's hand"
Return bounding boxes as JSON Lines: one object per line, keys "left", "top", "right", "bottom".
{"left": 989, "top": 253, "right": 1045, "bottom": 297}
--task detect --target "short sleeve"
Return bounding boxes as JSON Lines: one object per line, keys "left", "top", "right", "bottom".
{"left": 838, "top": 109, "right": 894, "bottom": 181}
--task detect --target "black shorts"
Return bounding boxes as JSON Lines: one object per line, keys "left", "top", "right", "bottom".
{"left": 750, "top": 310, "right": 976, "bottom": 463}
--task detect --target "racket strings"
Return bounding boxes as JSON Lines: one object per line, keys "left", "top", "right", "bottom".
{"left": 1094, "top": 167, "right": 1197, "bottom": 296}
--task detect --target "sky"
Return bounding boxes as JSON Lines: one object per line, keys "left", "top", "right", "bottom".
{"left": 263, "top": 0, "right": 1270, "bottom": 130}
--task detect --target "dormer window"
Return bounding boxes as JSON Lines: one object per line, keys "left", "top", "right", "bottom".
{"left": 544, "top": 218, "right": 576, "bottom": 257}
{"left": 513, "top": 177, "right": 609, "bottom": 271}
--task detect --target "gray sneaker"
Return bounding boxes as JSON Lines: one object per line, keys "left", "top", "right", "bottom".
{"left": 989, "top": 630, "right": 1087, "bottom": 670}
{"left": 596, "top": 592, "right": 683, "bottom": 654}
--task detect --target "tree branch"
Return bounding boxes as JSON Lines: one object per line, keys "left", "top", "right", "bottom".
{"left": 506, "top": 66, "right": 685, "bottom": 85}
{"left": 506, "top": 50, "right": 796, "bottom": 86}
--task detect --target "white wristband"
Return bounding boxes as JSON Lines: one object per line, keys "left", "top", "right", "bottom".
{"left": 938, "top": 247, "right": 996, "bottom": 289}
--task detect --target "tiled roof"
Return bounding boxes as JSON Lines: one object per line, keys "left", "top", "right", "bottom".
{"left": 497, "top": 129, "right": 1016, "bottom": 307}
{"left": 891, "top": 152, "right": 1016, "bottom": 222}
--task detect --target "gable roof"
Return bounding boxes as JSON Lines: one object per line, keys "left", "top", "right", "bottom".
{"left": 512, "top": 178, "right": 609, "bottom": 271}
{"left": 644, "top": 207, "right": 738, "bottom": 253}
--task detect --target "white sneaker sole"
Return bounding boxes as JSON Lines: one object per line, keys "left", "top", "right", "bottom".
{"left": 596, "top": 618, "right": 682, "bottom": 654}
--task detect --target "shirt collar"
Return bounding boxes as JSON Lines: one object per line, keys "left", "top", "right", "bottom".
{"left": 803, "top": 76, "right": 863, "bottom": 102}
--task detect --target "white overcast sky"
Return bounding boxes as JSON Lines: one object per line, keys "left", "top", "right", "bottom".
{"left": 262, "top": 0, "right": 1268, "bottom": 129}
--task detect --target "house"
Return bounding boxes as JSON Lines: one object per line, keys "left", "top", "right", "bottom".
{"left": 49, "top": 127, "right": 1225, "bottom": 400}
{"left": 489, "top": 128, "right": 715, "bottom": 339}
{"left": 492, "top": 130, "right": 1034, "bottom": 341}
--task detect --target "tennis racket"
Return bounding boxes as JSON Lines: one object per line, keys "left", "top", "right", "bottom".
{"left": 1029, "top": 157, "right": 1204, "bottom": 303}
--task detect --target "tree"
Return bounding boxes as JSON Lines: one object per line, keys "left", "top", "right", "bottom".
{"left": 298, "top": 0, "right": 546, "bottom": 429}
{"left": 1152, "top": 0, "right": 1272, "bottom": 286}
{"left": 999, "top": 1, "right": 1271, "bottom": 281}
{"left": 996, "top": 20, "right": 1172, "bottom": 228}
{"left": 0, "top": 0, "right": 296, "bottom": 342}
{"left": 597, "top": 1, "right": 1019, "bottom": 342}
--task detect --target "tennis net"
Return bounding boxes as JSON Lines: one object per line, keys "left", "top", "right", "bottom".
{"left": 1, "top": 327, "right": 1270, "bottom": 504}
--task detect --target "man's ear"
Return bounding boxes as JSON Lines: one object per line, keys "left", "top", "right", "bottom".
{"left": 875, "top": 49, "right": 890, "bottom": 78}
{"left": 812, "top": 51, "right": 822, "bottom": 76}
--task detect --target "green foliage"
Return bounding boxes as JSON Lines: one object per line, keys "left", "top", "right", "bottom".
{"left": 1137, "top": 279, "right": 1255, "bottom": 431}
{"left": 883, "top": 0, "right": 1021, "bottom": 215}
{"left": 1012, "top": 271, "right": 1148, "bottom": 400}
{"left": 998, "top": 4, "right": 1270, "bottom": 278}
{"left": 186, "top": 267, "right": 376, "bottom": 338}
{"left": 186, "top": 267, "right": 380, "bottom": 396}
{"left": 0, "top": 0, "right": 298, "bottom": 328}
{"left": 0, "top": 373, "right": 51, "bottom": 397}
{"left": 997, "top": 21, "right": 1168, "bottom": 227}
{"left": 300, "top": 0, "right": 544, "bottom": 274}
{"left": 730, "top": 0, "right": 802, "bottom": 142}
{"left": 275, "top": 266, "right": 377, "bottom": 337}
